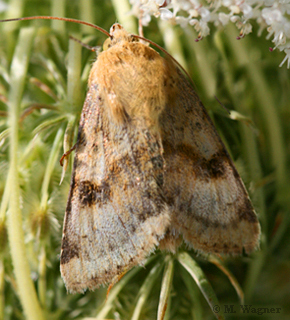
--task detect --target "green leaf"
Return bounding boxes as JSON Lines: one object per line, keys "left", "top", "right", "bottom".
{"left": 131, "top": 259, "right": 164, "bottom": 320}
{"left": 177, "top": 252, "right": 225, "bottom": 320}
{"left": 208, "top": 255, "right": 244, "bottom": 304}
{"left": 157, "top": 255, "right": 174, "bottom": 320}
{"left": 94, "top": 255, "right": 159, "bottom": 320}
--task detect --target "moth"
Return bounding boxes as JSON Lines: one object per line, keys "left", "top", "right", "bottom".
{"left": 59, "top": 23, "right": 260, "bottom": 293}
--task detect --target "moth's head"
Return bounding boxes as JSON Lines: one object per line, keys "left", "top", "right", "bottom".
{"left": 109, "top": 23, "right": 124, "bottom": 37}
{"left": 103, "top": 23, "right": 137, "bottom": 50}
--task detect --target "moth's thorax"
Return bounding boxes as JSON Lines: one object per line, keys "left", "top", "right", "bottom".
{"left": 88, "top": 31, "right": 178, "bottom": 129}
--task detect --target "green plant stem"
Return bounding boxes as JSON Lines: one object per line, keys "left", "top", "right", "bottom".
{"left": 0, "top": 173, "right": 10, "bottom": 222}
{"left": 131, "top": 261, "right": 163, "bottom": 320}
{"left": 59, "top": 32, "right": 82, "bottom": 179}
{"left": 158, "top": 21, "right": 187, "bottom": 70}
{"left": 3, "top": 0, "right": 24, "bottom": 33}
{"left": 38, "top": 246, "right": 46, "bottom": 309}
{"left": 0, "top": 129, "right": 10, "bottom": 148}
{"left": 61, "top": 117, "right": 76, "bottom": 183}
{"left": 178, "top": 252, "right": 225, "bottom": 320}
{"left": 67, "top": 33, "right": 82, "bottom": 114}
{"left": 244, "top": 251, "right": 265, "bottom": 301}
{"left": 40, "top": 125, "right": 64, "bottom": 209}
{"left": 111, "top": 0, "right": 137, "bottom": 33}
{"left": 94, "top": 265, "right": 145, "bottom": 320}
{"left": 7, "top": 27, "right": 45, "bottom": 320}
{"left": 209, "top": 256, "right": 244, "bottom": 304}
{"left": 180, "top": 267, "right": 203, "bottom": 320}
{"left": 0, "top": 261, "right": 4, "bottom": 320}
{"left": 247, "top": 58, "right": 287, "bottom": 191}
{"left": 227, "top": 26, "right": 287, "bottom": 193}
{"left": 157, "top": 256, "right": 174, "bottom": 320}
{"left": 185, "top": 28, "right": 217, "bottom": 99}
{"left": 80, "top": 0, "right": 94, "bottom": 33}
{"left": 51, "top": 0, "right": 66, "bottom": 34}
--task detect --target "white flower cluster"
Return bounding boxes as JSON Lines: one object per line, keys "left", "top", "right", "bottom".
{"left": 0, "top": 0, "right": 8, "bottom": 13}
{"left": 129, "top": 0, "right": 290, "bottom": 68}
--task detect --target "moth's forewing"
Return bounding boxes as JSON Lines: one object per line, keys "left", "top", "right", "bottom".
{"left": 60, "top": 84, "right": 171, "bottom": 292}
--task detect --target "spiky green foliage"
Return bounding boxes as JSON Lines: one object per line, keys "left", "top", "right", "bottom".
{"left": 0, "top": 0, "right": 290, "bottom": 319}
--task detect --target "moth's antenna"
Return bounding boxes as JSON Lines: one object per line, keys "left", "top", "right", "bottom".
{"left": 133, "top": 34, "right": 194, "bottom": 87}
{"left": 214, "top": 95, "right": 231, "bottom": 115}
{"left": 0, "top": 16, "right": 111, "bottom": 38}
{"left": 1, "top": 16, "right": 192, "bottom": 84}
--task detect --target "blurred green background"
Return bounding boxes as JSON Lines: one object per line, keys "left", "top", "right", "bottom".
{"left": 0, "top": 0, "right": 289, "bottom": 319}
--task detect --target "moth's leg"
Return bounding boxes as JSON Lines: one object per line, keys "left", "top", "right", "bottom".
{"left": 106, "top": 270, "right": 128, "bottom": 299}
{"left": 59, "top": 144, "right": 77, "bottom": 166}
{"left": 68, "top": 35, "right": 101, "bottom": 53}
